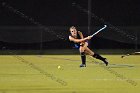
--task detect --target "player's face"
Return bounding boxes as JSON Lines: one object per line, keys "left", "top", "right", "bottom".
{"left": 70, "top": 27, "right": 77, "bottom": 37}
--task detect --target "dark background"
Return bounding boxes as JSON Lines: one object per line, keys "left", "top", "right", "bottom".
{"left": 0, "top": 0, "right": 140, "bottom": 50}
{"left": 0, "top": 0, "right": 140, "bottom": 26}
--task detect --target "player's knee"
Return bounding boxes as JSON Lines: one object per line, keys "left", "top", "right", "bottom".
{"left": 90, "top": 51, "right": 94, "bottom": 56}
{"left": 79, "top": 47, "right": 85, "bottom": 52}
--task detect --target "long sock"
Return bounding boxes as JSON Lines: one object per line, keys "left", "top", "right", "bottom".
{"left": 93, "top": 53, "right": 105, "bottom": 61}
{"left": 80, "top": 52, "right": 86, "bottom": 64}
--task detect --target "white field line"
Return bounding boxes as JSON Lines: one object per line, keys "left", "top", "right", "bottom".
{"left": 65, "top": 78, "right": 140, "bottom": 81}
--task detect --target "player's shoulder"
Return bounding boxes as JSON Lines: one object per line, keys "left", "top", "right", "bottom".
{"left": 69, "top": 35, "right": 74, "bottom": 41}
{"left": 69, "top": 35, "right": 73, "bottom": 39}
{"left": 78, "top": 31, "right": 82, "bottom": 33}
{"left": 78, "top": 31, "right": 83, "bottom": 34}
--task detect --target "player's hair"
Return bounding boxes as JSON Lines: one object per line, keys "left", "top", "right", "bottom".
{"left": 69, "top": 26, "right": 76, "bottom": 31}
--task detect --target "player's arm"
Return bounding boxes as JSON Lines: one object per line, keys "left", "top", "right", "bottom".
{"left": 69, "top": 36, "right": 91, "bottom": 43}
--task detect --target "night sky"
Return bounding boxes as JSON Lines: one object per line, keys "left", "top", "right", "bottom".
{"left": 0, "top": 0, "right": 140, "bottom": 26}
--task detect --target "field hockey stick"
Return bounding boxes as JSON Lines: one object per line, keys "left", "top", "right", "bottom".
{"left": 90, "top": 25, "right": 107, "bottom": 38}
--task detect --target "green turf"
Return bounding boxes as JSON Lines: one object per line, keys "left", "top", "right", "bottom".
{"left": 0, "top": 55, "right": 140, "bottom": 93}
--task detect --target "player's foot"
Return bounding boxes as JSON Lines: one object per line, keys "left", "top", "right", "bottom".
{"left": 103, "top": 58, "right": 108, "bottom": 66}
{"left": 79, "top": 64, "right": 86, "bottom": 67}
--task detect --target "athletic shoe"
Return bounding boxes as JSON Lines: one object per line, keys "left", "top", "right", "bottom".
{"left": 79, "top": 64, "right": 86, "bottom": 67}
{"left": 104, "top": 58, "right": 108, "bottom": 66}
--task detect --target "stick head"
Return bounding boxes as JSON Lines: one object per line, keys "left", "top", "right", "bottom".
{"left": 104, "top": 25, "right": 107, "bottom": 28}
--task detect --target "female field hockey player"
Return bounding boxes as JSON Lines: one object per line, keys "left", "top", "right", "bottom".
{"left": 69, "top": 26, "right": 108, "bottom": 67}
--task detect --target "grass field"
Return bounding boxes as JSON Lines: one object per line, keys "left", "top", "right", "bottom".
{"left": 0, "top": 55, "right": 140, "bottom": 93}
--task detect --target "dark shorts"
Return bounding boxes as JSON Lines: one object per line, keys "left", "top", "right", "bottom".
{"left": 74, "top": 44, "right": 80, "bottom": 49}
{"left": 74, "top": 41, "right": 88, "bottom": 49}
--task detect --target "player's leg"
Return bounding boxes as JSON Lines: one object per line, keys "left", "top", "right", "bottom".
{"left": 79, "top": 46, "right": 86, "bottom": 67}
{"left": 85, "top": 47, "right": 108, "bottom": 66}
